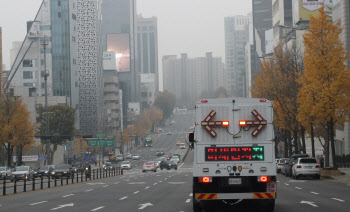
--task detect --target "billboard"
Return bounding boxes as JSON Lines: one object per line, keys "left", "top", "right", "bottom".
{"left": 107, "top": 33, "right": 130, "bottom": 72}
{"left": 293, "top": 0, "right": 333, "bottom": 24}
{"left": 103, "top": 51, "right": 117, "bottom": 70}
{"left": 140, "top": 74, "right": 156, "bottom": 84}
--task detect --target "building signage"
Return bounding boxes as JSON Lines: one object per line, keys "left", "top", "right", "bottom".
{"left": 13, "top": 155, "right": 39, "bottom": 162}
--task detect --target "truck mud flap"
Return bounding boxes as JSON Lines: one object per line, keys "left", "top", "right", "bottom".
{"left": 195, "top": 193, "right": 275, "bottom": 200}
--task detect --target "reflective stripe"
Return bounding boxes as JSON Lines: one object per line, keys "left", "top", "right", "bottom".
{"left": 253, "top": 193, "right": 275, "bottom": 199}
{"left": 196, "top": 194, "right": 217, "bottom": 199}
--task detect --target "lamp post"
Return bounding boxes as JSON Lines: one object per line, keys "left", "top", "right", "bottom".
{"left": 42, "top": 35, "right": 50, "bottom": 165}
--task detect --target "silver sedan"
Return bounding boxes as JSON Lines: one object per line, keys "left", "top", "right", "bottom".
{"left": 142, "top": 162, "right": 157, "bottom": 172}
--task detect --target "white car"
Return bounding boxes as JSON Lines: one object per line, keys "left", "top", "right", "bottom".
{"left": 132, "top": 154, "right": 140, "bottom": 160}
{"left": 121, "top": 161, "right": 131, "bottom": 169}
{"left": 276, "top": 158, "right": 287, "bottom": 173}
{"left": 116, "top": 154, "right": 124, "bottom": 161}
{"left": 0, "top": 167, "right": 11, "bottom": 179}
{"left": 171, "top": 156, "right": 180, "bottom": 164}
{"left": 180, "top": 143, "right": 186, "bottom": 149}
{"left": 292, "top": 157, "right": 320, "bottom": 179}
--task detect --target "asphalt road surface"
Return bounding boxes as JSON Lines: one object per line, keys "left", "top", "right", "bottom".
{"left": 0, "top": 110, "right": 349, "bottom": 212}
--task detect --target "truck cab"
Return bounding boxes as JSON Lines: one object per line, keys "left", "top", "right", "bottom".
{"left": 189, "top": 98, "right": 276, "bottom": 211}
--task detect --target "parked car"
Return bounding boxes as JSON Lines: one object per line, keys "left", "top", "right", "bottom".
{"left": 125, "top": 153, "right": 132, "bottom": 159}
{"left": 35, "top": 165, "right": 54, "bottom": 177}
{"left": 10, "top": 166, "right": 35, "bottom": 182}
{"left": 276, "top": 158, "right": 287, "bottom": 173}
{"left": 285, "top": 154, "right": 309, "bottom": 177}
{"left": 281, "top": 159, "right": 290, "bottom": 175}
{"left": 121, "top": 161, "right": 132, "bottom": 170}
{"left": 0, "top": 166, "right": 12, "bottom": 180}
{"left": 156, "top": 150, "right": 165, "bottom": 156}
{"left": 51, "top": 164, "right": 74, "bottom": 179}
{"left": 116, "top": 154, "right": 124, "bottom": 161}
{"left": 132, "top": 154, "right": 140, "bottom": 160}
{"left": 142, "top": 161, "right": 157, "bottom": 172}
{"left": 103, "top": 162, "right": 113, "bottom": 170}
{"left": 292, "top": 158, "right": 320, "bottom": 179}
{"left": 180, "top": 143, "right": 186, "bottom": 149}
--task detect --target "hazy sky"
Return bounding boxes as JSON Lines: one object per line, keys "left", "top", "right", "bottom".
{"left": 0, "top": 0, "right": 252, "bottom": 70}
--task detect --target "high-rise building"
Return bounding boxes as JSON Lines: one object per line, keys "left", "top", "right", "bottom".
{"left": 76, "top": 0, "right": 103, "bottom": 135}
{"left": 163, "top": 53, "right": 225, "bottom": 106}
{"left": 0, "top": 27, "right": 2, "bottom": 94}
{"left": 7, "top": 0, "right": 79, "bottom": 108}
{"left": 101, "top": 0, "right": 137, "bottom": 126}
{"left": 272, "top": 0, "right": 293, "bottom": 47}
{"left": 10, "top": 41, "right": 22, "bottom": 68}
{"left": 224, "top": 15, "right": 250, "bottom": 97}
{"left": 137, "top": 16, "right": 159, "bottom": 110}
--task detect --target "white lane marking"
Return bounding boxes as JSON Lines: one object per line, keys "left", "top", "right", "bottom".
{"left": 284, "top": 183, "right": 289, "bottom": 185}
{"left": 332, "top": 198, "right": 345, "bottom": 202}
{"left": 128, "top": 182, "right": 146, "bottom": 185}
{"left": 51, "top": 203, "right": 74, "bottom": 210}
{"left": 138, "top": 203, "right": 153, "bottom": 210}
{"left": 168, "top": 182, "right": 186, "bottom": 184}
{"left": 189, "top": 193, "right": 193, "bottom": 196}
{"left": 102, "top": 185, "right": 109, "bottom": 188}
{"left": 153, "top": 183, "right": 158, "bottom": 185}
{"left": 114, "top": 182, "right": 119, "bottom": 184}
{"left": 164, "top": 178, "right": 168, "bottom": 180}
{"left": 186, "top": 199, "right": 191, "bottom": 203}
{"left": 310, "top": 192, "right": 319, "bottom": 195}
{"left": 30, "top": 201, "right": 48, "bottom": 206}
{"left": 119, "top": 196, "right": 128, "bottom": 200}
{"left": 145, "top": 186, "right": 150, "bottom": 189}
{"left": 277, "top": 181, "right": 280, "bottom": 182}
{"left": 300, "top": 201, "right": 318, "bottom": 207}
{"left": 91, "top": 206, "right": 105, "bottom": 211}
{"left": 85, "top": 189, "right": 94, "bottom": 192}
{"left": 62, "top": 194, "right": 74, "bottom": 198}
{"left": 133, "top": 191, "right": 140, "bottom": 194}
{"left": 295, "top": 187, "right": 302, "bottom": 190}
{"left": 159, "top": 181, "right": 162, "bottom": 183}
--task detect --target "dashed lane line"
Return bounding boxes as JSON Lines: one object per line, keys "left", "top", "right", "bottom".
{"left": 189, "top": 193, "right": 193, "bottom": 196}
{"left": 119, "top": 196, "right": 128, "bottom": 200}
{"left": 85, "top": 189, "right": 94, "bottom": 192}
{"left": 295, "top": 187, "right": 302, "bottom": 190}
{"left": 30, "top": 201, "right": 48, "bottom": 206}
{"left": 284, "top": 183, "right": 289, "bottom": 186}
{"left": 102, "top": 185, "right": 109, "bottom": 188}
{"left": 159, "top": 181, "right": 162, "bottom": 183}
{"left": 62, "top": 194, "right": 74, "bottom": 198}
{"left": 145, "top": 186, "right": 150, "bottom": 189}
{"left": 332, "top": 198, "right": 345, "bottom": 202}
{"left": 310, "top": 192, "right": 319, "bottom": 195}
{"left": 91, "top": 206, "right": 105, "bottom": 211}
{"left": 153, "top": 183, "right": 158, "bottom": 185}
{"left": 186, "top": 199, "right": 191, "bottom": 203}
{"left": 133, "top": 191, "right": 140, "bottom": 194}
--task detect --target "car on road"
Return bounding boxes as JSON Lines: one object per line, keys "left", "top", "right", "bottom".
{"left": 142, "top": 161, "right": 157, "bottom": 172}
{"left": 276, "top": 158, "right": 287, "bottom": 173}
{"left": 125, "top": 153, "right": 132, "bottom": 159}
{"left": 159, "top": 160, "right": 169, "bottom": 170}
{"left": 172, "top": 155, "right": 180, "bottom": 164}
{"left": 180, "top": 143, "right": 186, "bottom": 149}
{"left": 285, "top": 154, "right": 309, "bottom": 177}
{"left": 103, "top": 162, "right": 113, "bottom": 170}
{"left": 10, "top": 166, "right": 35, "bottom": 181}
{"left": 35, "top": 165, "right": 54, "bottom": 177}
{"left": 0, "top": 166, "right": 12, "bottom": 180}
{"left": 173, "top": 154, "right": 181, "bottom": 161}
{"left": 156, "top": 150, "right": 165, "bottom": 156}
{"left": 167, "top": 132, "right": 172, "bottom": 135}
{"left": 292, "top": 158, "right": 320, "bottom": 179}
{"left": 116, "top": 154, "right": 124, "bottom": 161}
{"left": 51, "top": 164, "right": 74, "bottom": 179}
{"left": 165, "top": 154, "right": 172, "bottom": 160}
{"left": 167, "top": 160, "right": 178, "bottom": 170}
{"left": 132, "top": 154, "right": 141, "bottom": 160}
{"left": 121, "top": 161, "right": 132, "bottom": 170}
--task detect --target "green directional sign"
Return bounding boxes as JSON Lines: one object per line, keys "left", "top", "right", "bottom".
{"left": 88, "top": 139, "right": 99, "bottom": 146}
{"left": 106, "top": 135, "right": 114, "bottom": 138}
{"left": 106, "top": 140, "right": 114, "bottom": 146}
{"left": 88, "top": 138, "right": 114, "bottom": 146}
{"left": 99, "top": 140, "right": 107, "bottom": 146}
{"left": 96, "top": 134, "right": 106, "bottom": 138}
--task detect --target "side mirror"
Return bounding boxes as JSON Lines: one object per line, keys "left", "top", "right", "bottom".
{"left": 189, "top": 133, "right": 195, "bottom": 149}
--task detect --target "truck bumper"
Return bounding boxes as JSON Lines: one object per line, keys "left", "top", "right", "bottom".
{"left": 195, "top": 192, "right": 275, "bottom": 200}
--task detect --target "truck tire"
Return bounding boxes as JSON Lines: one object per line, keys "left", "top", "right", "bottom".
{"left": 193, "top": 199, "right": 201, "bottom": 212}
{"left": 261, "top": 199, "right": 275, "bottom": 212}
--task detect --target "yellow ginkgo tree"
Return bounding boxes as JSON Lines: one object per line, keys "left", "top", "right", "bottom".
{"left": 298, "top": 7, "right": 350, "bottom": 168}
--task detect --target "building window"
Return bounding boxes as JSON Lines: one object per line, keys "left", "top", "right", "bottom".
{"left": 41, "top": 82, "right": 45, "bottom": 89}
{"left": 23, "top": 71, "right": 33, "bottom": 79}
{"left": 23, "top": 83, "right": 33, "bottom": 87}
{"left": 58, "top": 12, "right": 61, "bottom": 18}
{"left": 72, "top": 14, "right": 76, "bottom": 20}
{"left": 40, "top": 25, "right": 51, "bottom": 30}
{"left": 149, "top": 92, "right": 152, "bottom": 97}
{"left": 23, "top": 59, "right": 33, "bottom": 67}
{"left": 72, "top": 36, "right": 75, "bottom": 42}
{"left": 58, "top": 0, "right": 61, "bottom": 6}
{"left": 141, "top": 92, "right": 148, "bottom": 97}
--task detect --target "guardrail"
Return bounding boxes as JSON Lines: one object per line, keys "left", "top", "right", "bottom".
{"left": 0, "top": 167, "right": 122, "bottom": 196}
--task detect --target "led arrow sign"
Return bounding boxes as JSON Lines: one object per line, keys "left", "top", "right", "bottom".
{"left": 239, "top": 109, "right": 267, "bottom": 136}
{"left": 201, "top": 110, "right": 229, "bottom": 137}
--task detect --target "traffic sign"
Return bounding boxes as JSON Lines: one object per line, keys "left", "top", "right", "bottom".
{"left": 88, "top": 139, "right": 114, "bottom": 146}
{"left": 106, "top": 135, "right": 114, "bottom": 138}
{"left": 239, "top": 109, "right": 267, "bottom": 136}
{"left": 201, "top": 110, "right": 229, "bottom": 137}
{"left": 88, "top": 140, "right": 99, "bottom": 146}
{"left": 96, "top": 134, "right": 106, "bottom": 138}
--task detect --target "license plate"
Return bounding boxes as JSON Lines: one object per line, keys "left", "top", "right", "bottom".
{"left": 228, "top": 178, "right": 241, "bottom": 185}
{"left": 305, "top": 166, "right": 312, "bottom": 169}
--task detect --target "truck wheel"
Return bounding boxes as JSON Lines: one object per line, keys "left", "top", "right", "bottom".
{"left": 261, "top": 199, "right": 275, "bottom": 212}
{"left": 193, "top": 199, "right": 201, "bottom": 212}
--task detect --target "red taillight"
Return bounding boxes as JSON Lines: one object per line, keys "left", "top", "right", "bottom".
{"left": 297, "top": 165, "right": 302, "bottom": 168}
{"left": 198, "top": 177, "right": 211, "bottom": 183}
{"left": 260, "top": 176, "right": 268, "bottom": 182}
{"left": 143, "top": 165, "right": 146, "bottom": 167}
{"left": 315, "top": 165, "right": 320, "bottom": 168}
{"left": 260, "top": 99, "right": 267, "bottom": 102}
{"left": 278, "top": 163, "right": 282, "bottom": 165}
{"left": 201, "top": 100, "right": 208, "bottom": 103}
{"left": 151, "top": 165, "right": 155, "bottom": 167}
{"left": 239, "top": 120, "right": 246, "bottom": 126}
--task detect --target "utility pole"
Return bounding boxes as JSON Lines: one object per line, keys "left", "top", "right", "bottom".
{"left": 42, "top": 35, "right": 51, "bottom": 165}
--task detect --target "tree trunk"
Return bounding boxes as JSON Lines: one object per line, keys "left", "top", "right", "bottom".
{"left": 274, "top": 137, "right": 278, "bottom": 158}
{"left": 294, "top": 128, "right": 299, "bottom": 154}
{"left": 17, "top": 145, "right": 23, "bottom": 166}
{"left": 288, "top": 130, "right": 293, "bottom": 157}
{"left": 301, "top": 126, "right": 306, "bottom": 154}
{"left": 7, "top": 143, "right": 12, "bottom": 167}
{"left": 50, "top": 145, "right": 58, "bottom": 165}
{"left": 283, "top": 130, "right": 288, "bottom": 158}
{"left": 330, "top": 118, "right": 337, "bottom": 169}
{"left": 310, "top": 123, "right": 315, "bottom": 158}
{"left": 325, "top": 124, "right": 330, "bottom": 167}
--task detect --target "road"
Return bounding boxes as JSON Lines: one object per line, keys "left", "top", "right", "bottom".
{"left": 0, "top": 110, "right": 349, "bottom": 212}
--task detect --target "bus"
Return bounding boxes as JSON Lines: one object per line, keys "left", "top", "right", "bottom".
{"left": 144, "top": 137, "right": 153, "bottom": 147}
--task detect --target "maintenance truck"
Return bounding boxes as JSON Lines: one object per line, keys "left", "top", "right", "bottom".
{"left": 189, "top": 98, "right": 276, "bottom": 211}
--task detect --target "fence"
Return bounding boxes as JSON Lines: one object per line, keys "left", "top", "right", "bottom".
{"left": 0, "top": 167, "right": 122, "bottom": 196}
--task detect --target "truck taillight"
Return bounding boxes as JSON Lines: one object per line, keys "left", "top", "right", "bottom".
{"left": 201, "top": 100, "right": 208, "bottom": 103}
{"left": 199, "top": 177, "right": 211, "bottom": 183}
{"left": 297, "top": 165, "right": 302, "bottom": 168}
{"left": 258, "top": 176, "right": 271, "bottom": 182}
{"left": 260, "top": 99, "right": 267, "bottom": 102}
{"left": 143, "top": 165, "right": 146, "bottom": 167}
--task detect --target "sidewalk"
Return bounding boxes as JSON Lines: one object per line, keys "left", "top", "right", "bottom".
{"left": 322, "top": 168, "right": 350, "bottom": 185}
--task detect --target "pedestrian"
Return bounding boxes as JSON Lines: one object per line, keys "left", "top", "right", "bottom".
{"left": 320, "top": 155, "right": 324, "bottom": 169}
